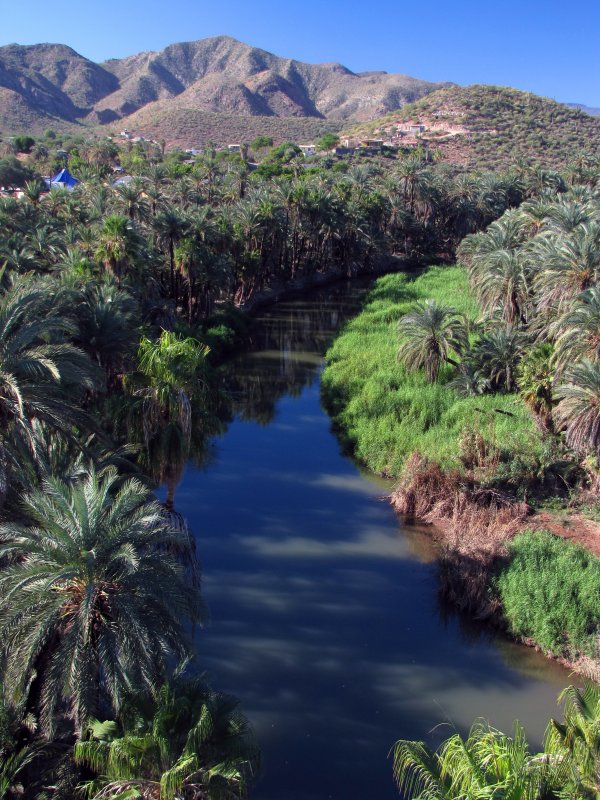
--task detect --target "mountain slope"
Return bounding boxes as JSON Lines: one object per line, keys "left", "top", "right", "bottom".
{"left": 96, "top": 36, "right": 446, "bottom": 122}
{"left": 567, "top": 102, "right": 600, "bottom": 117}
{"left": 113, "top": 106, "right": 343, "bottom": 148}
{"left": 0, "top": 36, "right": 447, "bottom": 133}
{"left": 0, "top": 43, "right": 118, "bottom": 126}
{"left": 343, "top": 85, "right": 600, "bottom": 168}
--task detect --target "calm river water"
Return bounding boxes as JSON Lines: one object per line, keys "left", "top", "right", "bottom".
{"left": 169, "top": 279, "right": 570, "bottom": 800}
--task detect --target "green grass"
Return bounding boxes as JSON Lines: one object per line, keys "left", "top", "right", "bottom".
{"left": 322, "top": 266, "right": 542, "bottom": 477}
{"left": 496, "top": 530, "right": 600, "bottom": 661}
{"left": 580, "top": 503, "right": 600, "bottom": 523}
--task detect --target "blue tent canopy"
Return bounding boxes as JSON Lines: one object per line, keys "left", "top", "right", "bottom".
{"left": 49, "top": 168, "right": 79, "bottom": 189}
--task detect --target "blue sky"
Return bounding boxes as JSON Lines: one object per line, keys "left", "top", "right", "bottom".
{"left": 2, "top": 0, "right": 599, "bottom": 106}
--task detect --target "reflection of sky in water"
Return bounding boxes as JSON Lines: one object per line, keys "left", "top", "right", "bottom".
{"left": 171, "top": 285, "right": 570, "bottom": 800}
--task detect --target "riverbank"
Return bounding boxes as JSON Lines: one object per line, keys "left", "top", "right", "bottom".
{"left": 203, "top": 255, "right": 415, "bottom": 362}
{"left": 177, "top": 280, "right": 574, "bottom": 799}
{"left": 238, "top": 254, "right": 414, "bottom": 314}
{"left": 321, "top": 266, "right": 600, "bottom": 678}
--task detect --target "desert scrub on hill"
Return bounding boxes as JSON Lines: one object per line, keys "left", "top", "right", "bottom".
{"left": 495, "top": 530, "right": 600, "bottom": 663}
{"left": 321, "top": 267, "right": 543, "bottom": 478}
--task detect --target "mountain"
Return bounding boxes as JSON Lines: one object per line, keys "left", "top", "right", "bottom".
{"left": 2, "top": 38, "right": 597, "bottom": 158}
{"left": 567, "top": 102, "right": 600, "bottom": 117}
{"left": 0, "top": 36, "right": 447, "bottom": 135}
{"left": 343, "top": 85, "right": 600, "bottom": 169}
{"left": 0, "top": 43, "right": 118, "bottom": 129}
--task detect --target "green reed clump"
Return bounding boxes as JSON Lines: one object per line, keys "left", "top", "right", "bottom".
{"left": 496, "top": 530, "right": 600, "bottom": 660}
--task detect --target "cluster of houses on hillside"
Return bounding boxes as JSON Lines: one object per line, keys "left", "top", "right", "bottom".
{"left": 119, "top": 130, "right": 158, "bottom": 145}
{"left": 341, "top": 119, "right": 469, "bottom": 153}
{"left": 0, "top": 115, "right": 473, "bottom": 199}
{"left": 116, "top": 119, "right": 456, "bottom": 161}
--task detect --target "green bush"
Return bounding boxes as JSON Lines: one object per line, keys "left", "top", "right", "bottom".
{"left": 0, "top": 156, "right": 34, "bottom": 187}
{"left": 203, "top": 324, "right": 236, "bottom": 358}
{"left": 11, "top": 134, "right": 35, "bottom": 153}
{"left": 496, "top": 530, "right": 600, "bottom": 660}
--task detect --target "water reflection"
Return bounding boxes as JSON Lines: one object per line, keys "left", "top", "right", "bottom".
{"left": 172, "top": 280, "right": 571, "bottom": 800}
{"left": 224, "top": 283, "right": 371, "bottom": 426}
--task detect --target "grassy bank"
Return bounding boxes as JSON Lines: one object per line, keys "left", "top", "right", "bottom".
{"left": 322, "top": 266, "right": 543, "bottom": 478}
{"left": 322, "top": 266, "right": 600, "bottom": 675}
{"left": 495, "top": 530, "right": 600, "bottom": 666}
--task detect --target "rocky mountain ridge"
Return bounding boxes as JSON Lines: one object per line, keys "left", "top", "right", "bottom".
{"left": 0, "top": 36, "right": 448, "bottom": 132}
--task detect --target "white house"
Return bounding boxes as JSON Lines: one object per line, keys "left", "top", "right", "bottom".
{"left": 397, "top": 123, "right": 426, "bottom": 134}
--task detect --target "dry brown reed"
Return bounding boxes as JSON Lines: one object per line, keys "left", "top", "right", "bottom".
{"left": 390, "top": 453, "right": 528, "bottom": 618}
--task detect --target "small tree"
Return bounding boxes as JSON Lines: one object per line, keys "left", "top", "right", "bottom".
{"left": 316, "top": 132, "right": 340, "bottom": 151}
{"left": 11, "top": 135, "right": 35, "bottom": 154}
{"left": 251, "top": 135, "right": 273, "bottom": 151}
{"left": 397, "top": 300, "right": 465, "bottom": 383}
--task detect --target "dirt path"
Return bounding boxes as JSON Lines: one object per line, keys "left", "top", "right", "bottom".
{"left": 526, "top": 511, "right": 600, "bottom": 557}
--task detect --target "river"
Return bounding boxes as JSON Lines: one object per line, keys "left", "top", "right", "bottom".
{"left": 168, "top": 279, "right": 571, "bottom": 800}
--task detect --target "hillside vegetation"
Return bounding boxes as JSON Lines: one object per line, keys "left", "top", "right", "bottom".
{"left": 344, "top": 85, "right": 600, "bottom": 169}
{"left": 110, "top": 106, "right": 343, "bottom": 148}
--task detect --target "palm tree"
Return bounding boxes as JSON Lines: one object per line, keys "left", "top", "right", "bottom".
{"left": 75, "top": 282, "right": 138, "bottom": 387}
{"left": 546, "top": 682, "right": 600, "bottom": 798}
{"left": 553, "top": 288, "right": 600, "bottom": 374}
{"left": 458, "top": 210, "right": 529, "bottom": 272}
{"left": 22, "top": 180, "right": 45, "bottom": 207}
{"left": 154, "top": 209, "right": 189, "bottom": 300}
{"left": 397, "top": 300, "right": 466, "bottom": 383}
{"left": 129, "top": 331, "right": 212, "bottom": 510}
{"left": 393, "top": 719, "right": 562, "bottom": 800}
{"left": 0, "top": 276, "right": 100, "bottom": 500}
{"left": 0, "top": 687, "right": 44, "bottom": 800}
{"left": 544, "top": 198, "right": 594, "bottom": 234}
{"left": 533, "top": 223, "right": 600, "bottom": 312}
{"left": 517, "top": 342, "right": 555, "bottom": 430}
{"left": 95, "top": 215, "right": 141, "bottom": 283}
{"left": 476, "top": 248, "right": 532, "bottom": 324}
{"left": 447, "top": 360, "right": 490, "bottom": 398}
{"left": 0, "top": 467, "right": 202, "bottom": 737}
{"left": 555, "top": 359, "right": 600, "bottom": 461}
{"left": 472, "top": 325, "right": 526, "bottom": 392}
{"left": 75, "top": 676, "right": 259, "bottom": 800}
{"left": 112, "top": 181, "right": 149, "bottom": 223}
{"left": 395, "top": 155, "right": 425, "bottom": 214}
{"left": 0, "top": 744, "right": 45, "bottom": 800}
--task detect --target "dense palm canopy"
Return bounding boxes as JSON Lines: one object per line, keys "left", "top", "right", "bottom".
{"left": 533, "top": 222, "right": 600, "bottom": 311}
{"left": 75, "top": 677, "right": 259, "bottom": 800}
{"left": 458, "top": 183, "right": 600, "bottom": 465}
{"left": 555, "top": 359, "right": 600, "bottom": 460}
{"left": 553, "top": 287, "right": 600, "bottom": 373}
{"left": 393, "top": 719, "right": 563, "bottom": 800}
{"left": 0, "top": 467, "right": 202, "bottom": 737}
{"left": 0, "top": 276, "right": 100, "bottom": 499}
